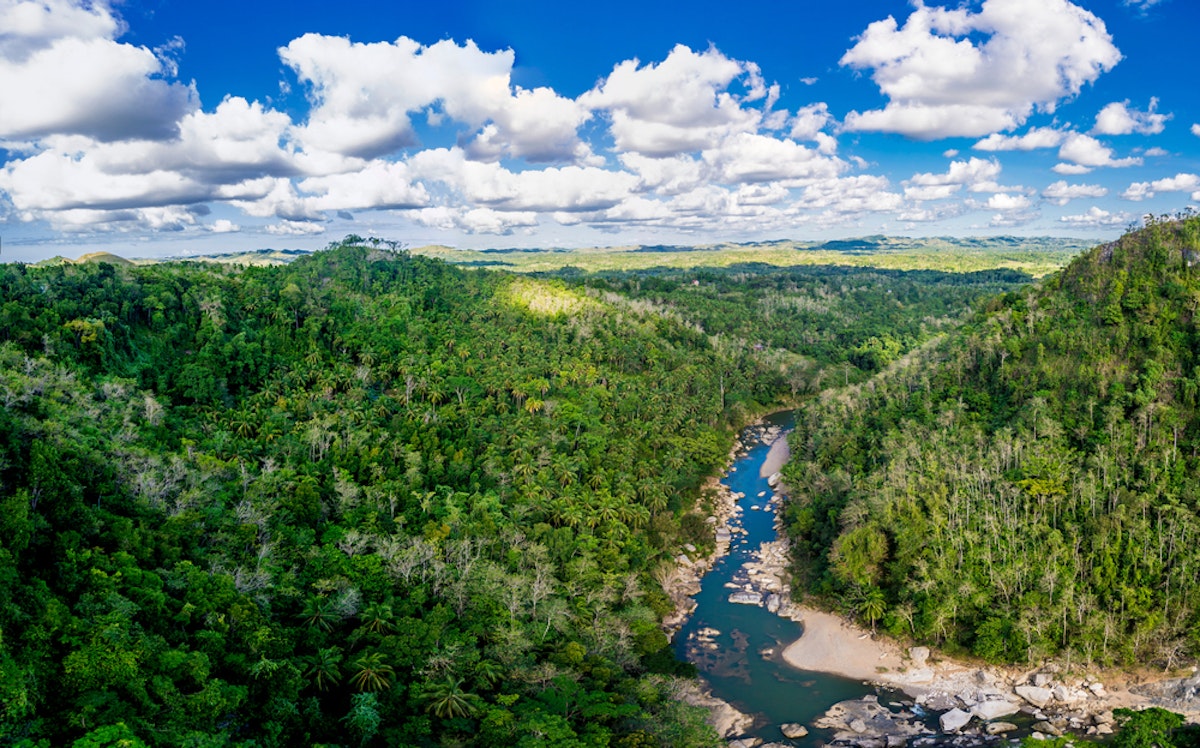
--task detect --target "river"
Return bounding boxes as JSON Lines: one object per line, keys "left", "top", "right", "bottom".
{"left": 672, "top": 410, "right": 878, "bottom": 745}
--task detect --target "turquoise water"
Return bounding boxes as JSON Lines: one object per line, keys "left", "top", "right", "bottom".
{"left": 673, "top": 411, "right": 876, "bottom": 744}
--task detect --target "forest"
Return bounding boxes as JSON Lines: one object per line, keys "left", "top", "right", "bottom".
{"left": 1, "top": 218, "right": 1196, "bottom": 746}
{"left": 782, "top": 214, "right": 1200, "bottom": 669}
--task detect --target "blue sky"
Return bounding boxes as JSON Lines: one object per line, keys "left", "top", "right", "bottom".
{"left": 1, "top": 0, "right": 1197, "bottom": 262}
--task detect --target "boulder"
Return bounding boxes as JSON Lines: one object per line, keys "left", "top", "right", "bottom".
{"left": 939, "top": 709, "right": 972, "bottom": 733}
{"left": 1089, "top": 682, "right": 1108, "bottom": 697}
{"left": 909, "top": 646, "right": 930, "bottom": 667}
{"left": 780, "top": 723, "right": 809, "bottom": 739}
{"left": 1094, "top": 710, "right": 1115, "bottom": 725}
{"left": 729, "top": 591, "right": 763, "bottom": 606}
{"left": 1033, "top": 721, "right": 1063, "bottom": 736}
{"left": 850, "top": 718, "right": 868, "bottom": 733}
{"left": 985, "top": 722, "right": 1019, "bottom": 735}
{"left": 729, "top": 739, "right": 762, "bottom": 748}
{"left": 1015, "top": 685, "right": 1053, "bottom": 708}
{"left": 766, "top": 593, "right": 781, "bottom": 614}
{"left": 1034, "top": 673, "right": 1053, "bottom": 687}
{"left": 971, "top": 700, "right": 1021, "bottom": 721}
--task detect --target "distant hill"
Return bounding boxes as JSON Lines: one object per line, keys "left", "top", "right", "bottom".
{"left": 75, "top": 251, "right": 135, "bottom": 266}
{"left": 411, "top": 235, "right": 1094, "bottom": 277}
{"left": 782, "top": 215, "right": 1200, "bottom": 667}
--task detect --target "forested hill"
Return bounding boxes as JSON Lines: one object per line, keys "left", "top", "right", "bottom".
{"left": 0, "top": 243, "right": 789, "bottom": 746}
{"left": 782, "top": 214, "right": 1200, "bottom": 668}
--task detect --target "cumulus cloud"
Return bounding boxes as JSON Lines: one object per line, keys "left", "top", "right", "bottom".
{"left": 1056, "top": 133, "right": 1141, "bottom": 169}
{"left": 973, "top": 127, "right": 1065, "bottom": 151}
{"left": 840, "top": 0, "right": 1121, "bottom": 139}
{"left": 905, "top": 157, "right": 1005, "bottom": 201}
{"left": 1192, "top": 124, "right": 1200, "bottom": 137}
{"left": 580, "top": 45, "right": 767, "bottom": 156}
{"left": 412, "top": 206, "right": 538, "bottom": 235}
{"left": 280, "top": 34, "right": 590, "bottom": 162}
{"left": 0, "top": 0, "right": 197, "bottom": 142}
{"left": 1092, "top": 98, "right": 1170, "bottom": 135}
{"left": 1042, "top": 180, "right": 1107, "bottom": 205}
{"left": 701, "top": 132, "right": 845, "bottom": 184}
{"left": 408, "top": 147, "right": 639, "bottom": 213}
{"left": 265, "top": 219, "right": 325, "bottom": 236}
{"left": 209, "top": 219, "right": 240, "bottom": 233}
{"left": 1121, "top": 173, "right": 1200, "bottom": 201}
{"left": 1059, "top": 206, "right": 1133, "bottom": 227}
{"left": 985, "top": 193, "right": 1033, "bottom": 211}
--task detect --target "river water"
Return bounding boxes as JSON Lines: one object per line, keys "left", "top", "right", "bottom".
{"left": 673, "top": 410, "right": 877, "bottom": 745}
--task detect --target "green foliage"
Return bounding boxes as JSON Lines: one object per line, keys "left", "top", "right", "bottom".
{"left": 0, "top": 242, "right": 773, "bottom": 746}
{"left": 783, "top": 215, "right": 1200, "bottom": 667}
{"left": 1113, "top": 708, "right": 1189, "bottom": 748}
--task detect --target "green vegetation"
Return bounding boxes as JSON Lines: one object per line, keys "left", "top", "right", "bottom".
{"left": 414, "top": 235, "right": 1090, "bottom": 278}
{"left": 782, "top": 214, "right": 1200, "bottom": 668}
{"left": 7, "top": 224, "right": 1186, "bottom": 745}
{"left": 1, "top": 244, "right": 788, "bottom": 746}
{"left": 572, "top": 264, "right": 1031, "bottom": 381}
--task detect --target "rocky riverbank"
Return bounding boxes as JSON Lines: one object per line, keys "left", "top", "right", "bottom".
{"left": 755, "top": 537, "right": 1200, "bottom": 746}
{"left": 658, "top": 418, "right": 788, "bottom": 740}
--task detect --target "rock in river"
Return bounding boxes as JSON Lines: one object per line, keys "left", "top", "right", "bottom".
{"left": 781, "top": 723, "right": 809, "bottom": 739}
{"left": 729, "top": 591, "right": 763, "bottom": 606}
{"left": 939, "top": 708, "right": 972, "bottom": 733}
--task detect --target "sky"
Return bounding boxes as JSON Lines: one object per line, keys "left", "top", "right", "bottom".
{"left": 1, "top": 0, "right": 1198, "bottom": 262}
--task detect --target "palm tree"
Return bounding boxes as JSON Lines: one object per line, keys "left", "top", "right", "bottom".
{"left": 300, "top": 597, "right": 338, "bottom": 632}
{"left": 302, "top": 647, "right": 342, "bottom": 691}
{"left": 856, "top": 586, "right": 887, "bottom": 634}
{"left": 349, "top": 651, "right": 395, "bottom": 692}
{"left": 357, "top": 601, "right": 394, "bottom": 635}
{"left": 421, "top": 676, "right": 482, "bottom": 719}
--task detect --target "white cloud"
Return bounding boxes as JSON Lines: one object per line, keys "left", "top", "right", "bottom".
{"left": 265, "top": 219, "right": 325, "bottom": 236}
{"left": 0, "top": 0, "right": 197, "bottom": 142}
{"left": 1121, "top": 173, "right": 1200, "bottom": 201}
{"left": 701, "top": 132, "right": 845, "bottom": 184}
{"left": 1143, "top": 147, "right": 1168, "bottom": 157}
{"left": 973, "top": 127, "right": 1065, "bottom": 151}
{"left": 580, "top": 45, "right": 766, "bottom": 156}
{"left": 209, "top": 219, "right": 240, "bottom": 233}
{"left": 840, "top": 0, "right": 1121, "bottom": 139}
{"left": 408, "top": 147, "right": 638, "bottom": 213}
{"left": 619, "top": 153, "right": 705, "bottom": 195}
{"left": 412, "top": 206, "right": 538, "bottom": 234}
{"left": 280, "top": 34, "right": 589, "bottom": 162}
{"left": 985, "top": 193, "right": 1032, "bottom": 211}
{"left": 1042, "top": 180, "right": 1107, "bottom": 205}
{"left": 1059, "top": 206, "right": 1133, "bottom": 227}
{"left": 297, "top": 161, "right": 429, "bottom": 212}
{"left": 1092, "top": 98, "right": 1169, "bottom": 135}
{"left": 1192, "top": 123, "right": 1200, "bottom": 137}
{"left": 1057, "top": 133, "right": 1141, "bottom": 168}
{"left": 790, "top": 103, "right": 832, "bottom": 141}
{"left": 990, "top": 210, "right": 1039, "bottom": 227}
{"left": 1052, "top": 162, "right": 1094, "bottom": 175}
{"left": 906, "top": 157, "right": 1005, "bottom": 200}
{"left": 943, "top": 149, "right": 959, "bottom": 158}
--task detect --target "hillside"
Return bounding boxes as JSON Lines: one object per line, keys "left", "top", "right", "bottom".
{"left": 781, "top": 214, "right": 1200, "bottom": 668}
{"left": 1, "top": 243, "right": 789, "bottom": 747}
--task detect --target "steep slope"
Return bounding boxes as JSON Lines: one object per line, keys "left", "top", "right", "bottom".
{"left": 0, "top": 243, "right": 780, "bottom": 747}
{"left": 782, "top": 215, "right": 1200, "bottom": 667}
